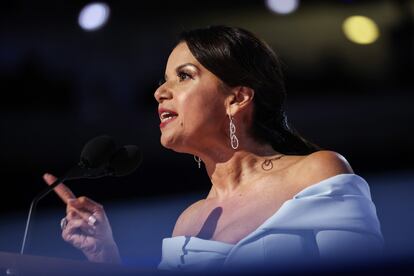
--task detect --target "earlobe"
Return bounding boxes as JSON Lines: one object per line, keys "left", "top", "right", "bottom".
{"left": 225, "top": 95, "right": 236, "bottom": 115}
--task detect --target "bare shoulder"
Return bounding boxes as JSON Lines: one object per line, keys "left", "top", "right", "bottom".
{"left": 172, "top": 199, "right": 205, "bottom": 237}
{"left": 291, "top": 150, "right": 354, "bottom": 187}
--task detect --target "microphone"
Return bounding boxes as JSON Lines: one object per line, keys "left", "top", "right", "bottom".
{"left": 28, "top": 135, "right": 117, "bottom": 202}
{"left": 20, "top": 135, "right": 142, "bottom": 254}
{"left": 66, "top": 145, "right": 143, "bottom": 179}
{"left": 105, "top": 145, "right": 143, "bottom": 176}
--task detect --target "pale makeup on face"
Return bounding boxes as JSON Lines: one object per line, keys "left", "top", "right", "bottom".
{"left": 154, "top": 43, "right": 230, "bottom": 154}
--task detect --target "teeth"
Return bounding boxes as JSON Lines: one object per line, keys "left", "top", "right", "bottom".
{"left": 161, "top": 117, "right": 175, "bottom": 122}
{"left": 160, "top": 112, "right": 177, "bottom": 122}
{"left": 161, "top": 112, "right": 171, "bottom": 119}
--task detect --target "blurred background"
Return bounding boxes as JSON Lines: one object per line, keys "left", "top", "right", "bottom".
{"left": 0, "top": 0, "right": 413, "bottom": 270}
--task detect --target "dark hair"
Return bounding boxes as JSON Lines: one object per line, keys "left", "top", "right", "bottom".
{"left": 179, "top": 25, "right": 319, "bottom": 155}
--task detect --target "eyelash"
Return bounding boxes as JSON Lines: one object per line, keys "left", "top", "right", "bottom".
{"left": 158, "top": 70, "right": 193, "bottom": 86}
{"left": 177, "top": 71, "right": 193, "bottom": 82}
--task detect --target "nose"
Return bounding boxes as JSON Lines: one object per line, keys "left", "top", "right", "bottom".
{"left": 154, "top": 83, "right": 172, "bottom": 104}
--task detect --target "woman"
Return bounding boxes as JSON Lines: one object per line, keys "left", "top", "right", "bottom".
{"left": 44, "top": 25, "right": 383, "bottom": 272}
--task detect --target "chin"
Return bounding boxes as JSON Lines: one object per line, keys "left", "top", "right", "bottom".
{"left": 160, "top": 135, "right": 193, "bottom": 154}
{"left": 160, "top": 135, "right": 179, "bottom": 150}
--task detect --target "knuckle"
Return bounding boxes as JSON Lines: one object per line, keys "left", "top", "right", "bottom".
{"left": 68, "top": 209, "right": 75, "bottom": 215}
{"left": 67, "top": 211, "right": 76, "bottom": 219}
{"left": 78, "top": 196, "right": 87, "bottom": 203}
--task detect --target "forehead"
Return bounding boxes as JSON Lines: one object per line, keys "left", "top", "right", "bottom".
{"left": 166, "top": 42, "right": 200, "bottom": 69}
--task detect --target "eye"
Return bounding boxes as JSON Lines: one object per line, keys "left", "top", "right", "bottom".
{"left": 177, "top": 71, "right": 192, "bottom": 82}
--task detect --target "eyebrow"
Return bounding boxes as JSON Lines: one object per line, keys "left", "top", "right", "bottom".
{"left": 164, "top": 63, "right": 199, "bottom": 81}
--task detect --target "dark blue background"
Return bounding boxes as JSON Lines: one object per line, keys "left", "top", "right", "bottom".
{"left": 0, "top": 0, "right": 413, "bottom": 270}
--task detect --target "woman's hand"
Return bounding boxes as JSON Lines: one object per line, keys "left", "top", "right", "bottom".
{"left": 43, "top": 173, "right": 121, "bottom": 264}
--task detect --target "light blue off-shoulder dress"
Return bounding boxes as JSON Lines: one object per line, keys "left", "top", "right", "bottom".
{"left": 158, "top": 174, "right": 384, "bottom": 272}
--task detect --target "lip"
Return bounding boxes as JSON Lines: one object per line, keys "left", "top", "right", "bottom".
{"left": 158, "top": 108, "right": 178, "bottom": 128}
{"left": 159, "top": 117, "right": 177, "bottom": 128}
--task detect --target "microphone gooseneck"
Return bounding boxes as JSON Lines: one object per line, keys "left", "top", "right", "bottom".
{"left": 20, "top": 135, "right": 121, "bottom": 255}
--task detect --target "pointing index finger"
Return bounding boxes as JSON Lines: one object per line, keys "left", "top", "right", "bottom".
{"left": 43, "top": 173, "right": 76, "bottom": 204}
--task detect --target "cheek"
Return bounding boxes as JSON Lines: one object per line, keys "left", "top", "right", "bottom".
{"left": 176, "top": 82, "right": 227, "bottom": 136}
{"left": 183, "top": 99, "right": 226, "bottom": 134}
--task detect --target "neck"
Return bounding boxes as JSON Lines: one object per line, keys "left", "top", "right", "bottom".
{"left": 196, "top": 138, "right": 281, "bottom": 199}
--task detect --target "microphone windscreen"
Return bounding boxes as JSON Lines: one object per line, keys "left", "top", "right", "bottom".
{"left": 80, "top": 135, "right": 116, "bottom": 168}
{"left": 109, "top": 145, "right": 142, "bottom": 176}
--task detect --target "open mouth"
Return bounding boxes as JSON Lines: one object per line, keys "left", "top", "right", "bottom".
{"left": 159, "top": 108, "right": 178, "bottom": 128}
{"left": 160, "top": 111, "right": 178, "bottom": 122}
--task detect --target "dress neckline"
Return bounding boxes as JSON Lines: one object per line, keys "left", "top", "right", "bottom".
{"left": 166, "top": 173, "right": 361, "bottom": 247}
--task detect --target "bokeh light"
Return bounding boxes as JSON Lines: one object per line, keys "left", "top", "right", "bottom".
{"left": 78, "top": 2, "right": 110, "bottom": 31}
{"left": 265, "top": 0, "right": 299, "bottom": 15}
{"left": 342, "top": 15, "right": 380, "bottom": 45}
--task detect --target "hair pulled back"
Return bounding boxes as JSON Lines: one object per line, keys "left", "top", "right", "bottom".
{"left": 179, "top": 25, "right": 319, "bottom": 154}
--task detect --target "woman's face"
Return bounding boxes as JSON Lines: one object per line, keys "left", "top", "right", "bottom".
{"left": 154, "top": 42, "right": 229, "bottom": 154}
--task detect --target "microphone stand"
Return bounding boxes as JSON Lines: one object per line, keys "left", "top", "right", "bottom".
{"left": 20, "top": 175, "right": 67, "bottom": 255}
{"left": 20, "top": 164, "right": 111, "bottom": 255}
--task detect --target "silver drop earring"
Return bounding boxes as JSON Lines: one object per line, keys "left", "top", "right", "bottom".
{"left": 194, "top": 155, "right": 201, "bottom": 169}
{"left": 228, "top": 114, "right": 239, "bottom": 150}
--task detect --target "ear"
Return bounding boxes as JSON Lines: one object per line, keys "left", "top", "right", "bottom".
{"left": 226, "top": 86, "right": 255, "bottom": 115}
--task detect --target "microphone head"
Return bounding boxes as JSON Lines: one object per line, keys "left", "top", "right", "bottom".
{"left": 80, "top": 135, "right": 116, "bottom": 168}
{"left": 108, "top": 145, "right": 142, "bottom": 176}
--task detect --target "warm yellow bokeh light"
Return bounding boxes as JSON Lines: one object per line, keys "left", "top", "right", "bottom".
{"left": 342, "top": 15, "right": 380, "bottom": 45}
